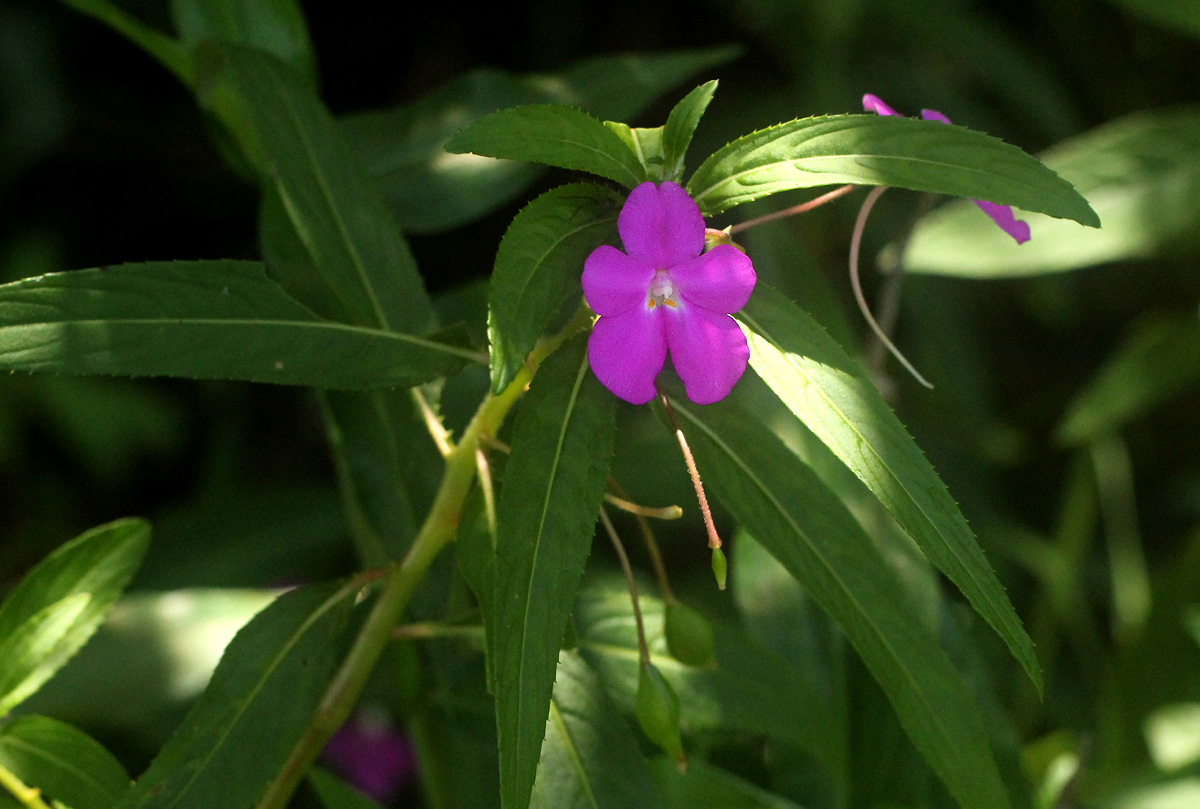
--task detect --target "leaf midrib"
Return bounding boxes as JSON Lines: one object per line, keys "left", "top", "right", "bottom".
{"left": 509, "top": 355, "right": 591, "bottom": 794}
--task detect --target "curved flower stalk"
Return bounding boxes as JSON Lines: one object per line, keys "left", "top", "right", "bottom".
{"left": 582, "top": 181, "right": 757, "bottom": 405}
{"left": 863, "top": 93, "right": 1032, "bottom": 244}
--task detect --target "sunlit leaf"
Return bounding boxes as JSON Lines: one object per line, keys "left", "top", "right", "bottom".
{"left": 23, "top": 589, "right": 276, "bottom": 734}
{"left": 738, "top": 284, "right": 1042, "bottom": 694}
{"left": 488, "top": 182, "right": 622, "bottom": 392}
{"left": 0, "top": 262, "right": 475, "bottom": 389}
{"left": 661, "top": 81, "right": 718, "bottom": 184}
{"left": 665, "top": 397, "right": 1011, "bottom": 809}
{"left": 114, "top": 582, "right": 355, "bottom": 809}
{"left": 445, "top": 106, "right": 646, "bottom": 188}
{"left": 687, "top": 114, "right": 1098, "bottom": 226}
{"left": 0, "top": 518, "right": 149, "bottom": 717}
{"left": 904, "top": 108, "right": 1200, "bottom": 277}
{"left": 492, "top": 338, "right": 617, "bottom": 809}
{"left": 0, "top": 715, "right": 129, "bottom": 809}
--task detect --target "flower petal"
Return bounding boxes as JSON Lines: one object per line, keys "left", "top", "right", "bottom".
{"left": 583, "top": 245, "right": 654, "bottom": 316}
{"left": 919, "top": 108, "right": 951, "bottom": 124}
{"left": 618, "top": 181, "right": 705, "bottom": 268}
{"left": 862, "top": 93, "right": 901, "bottom": 117}
{"left": 588, "top": 307, "right": 667, "bottom": 405}
{"left": 974, "top": 200, "right": 1032, "bottom": 244}
{"left": 671, "top": 245, "right": 757, "bottom": 314}
{"left": 664, "top": 303, "right": 749, "bottom": 405}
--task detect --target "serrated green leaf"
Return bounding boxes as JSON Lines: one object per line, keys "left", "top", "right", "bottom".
{"left": 0, "top": 597, "right": 90, "bottom": 720}
{"left": 342, "top": 47, "right": 738, "bottom": 234}
{"left": 687, "top": 114, "right": 1099, "bottom": 226}
{"left": 488, "top": 183, "right": 622, "bottom": 392}
{"left": 114, "top": 581, "right": 355, "bottom": 809}
{"left": 1057, "top": 312, "right": 1200, "bottom": 445}
{"left": 195, "top": 42, "right": 434, "bottom": 333}
{"left": 309, "top": 768, "right": 384, "bottom": 809}
{"left": 738, "top": 284, "right": 1042, "bottom": 694}
{"left": 665, "top": 397, "right": 1011, "bottom": 809}
{"left": 529, "top": 652, "right": 662, "bottom": 809}
{"left": 575, "top": 584, "right": 841, "bottom": 779}
{"left": 0, "top": 261, "right": 475, "bottom": 389}
{"left": 0, "top": 518, "right": 149, "bottom": 717}
{"left": 904, "top": 108, "right": 1200, "bottom": 277}
{"left": 258, "top": 188, "right": 438, "bottom": 565}
{"left": 492, "top": 338, "right": 618, "bottom": 809}
{"left": 0, "top": 715, "right": 129, "bottom": 809}
{"left": 170, "top": 0, "right": 317, "bottom": 86}
{"left": 58, "top": 0, "right": 191, "bottom": 83}
{"left": 661, "top": 81, "right": 717, "bottom": 184}
{"left": 445, "top": 106, "right": 646, "bottom": 188}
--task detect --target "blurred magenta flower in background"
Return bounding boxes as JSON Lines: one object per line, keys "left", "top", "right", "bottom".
{"left": 322, "top": 708, "right": 416, "bottom": 804}
{"left": 863, "top": 93, "right": 1032, "bottom": 244}
{"left": 582, "top": 181, "right": 756, "bottom": 405}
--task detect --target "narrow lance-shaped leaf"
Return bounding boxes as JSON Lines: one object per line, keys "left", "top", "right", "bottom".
{"left": 661, "top": 80, "right": 718, "bottom": 183}
{"left": 0, "top": 716, "right": 130, "bottom": 809}
{"left": 687, "top": 113, "right": 1099, "bottom": 226}
{"left": 666, "top": 397, "right": 1011, "bottom": 809}
{"left": 738, "top": 284, "right": 1042, "bottom": 694}
{"left": 170, "top": 0, "right": 317, "bottom": 87}
{"left": 114, "top": 581, "right": 356, "bottom": 809}
{"left": 445, "top": 105, "right": 647, "bottom": 188}
{"left": 0, "top": 518, "right": 149, "bottom": 717}
{"left": 492, "top": 337, "right": 618, "bottom": 809}
{"left": 530, "top": 652, "right": 662, "bottom": 809}
{"left": 195, "top": 42, "right": 434, "bottom": 333}
{"left": 489, "top": 182, "right": 622, "bottom": 392}
{"left": 259, "top": 191, "right": 436, "bottom": 564}
{"left": 0, "top": 261, "right": 474, "bottom": 389}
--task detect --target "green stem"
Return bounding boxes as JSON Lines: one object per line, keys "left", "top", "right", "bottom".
{"left": 0, "top": 763, "right": 53, "bottom": 809}
{"left": 255, "top": 314, "right": 586, "bottom": 809}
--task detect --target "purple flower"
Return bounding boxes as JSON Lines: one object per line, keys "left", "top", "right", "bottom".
{"left": 322, "top": 710, "right": 417, "bottom": 803}
{"left": 862, "top": 93, "right": 1032, "bottom": 244}
{"left": 582, "top": 181, "right": 756, "bottom": 405}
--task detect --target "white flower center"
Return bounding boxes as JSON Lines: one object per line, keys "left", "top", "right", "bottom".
{"left": 648, "top": 269, "right": 677, "bottom": 309}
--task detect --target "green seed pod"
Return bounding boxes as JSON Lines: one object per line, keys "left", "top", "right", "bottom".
{"left": 711, "top": 547, "right": 727, "bottom": 590}
{"left": 636, "top": 661, "right": 685, "bottom": 766}
{"left": 664, "top": 600, "right": 715, "bottom": 667}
